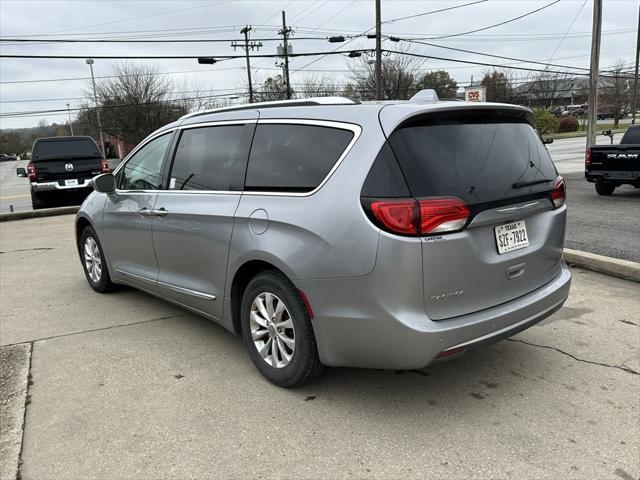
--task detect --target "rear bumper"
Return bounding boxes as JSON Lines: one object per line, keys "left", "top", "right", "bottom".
{"left": 585, "top": 171, "right": 640, "bottom": 184}
{"left": 298, "top": 262, "right": 571, "bottom": 370}
{"left": 31, "top": 178, "right": 93, "bottom": 192}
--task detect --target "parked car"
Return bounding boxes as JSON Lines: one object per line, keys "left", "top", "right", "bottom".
{"left": 16, "top": 136, "right": 108, "bottom": 209}
{"left": 76, "top": 93, "right": 571, "bottom": 387}
{"left": 0, "top": 154, "right": 18, "bottom": 161}
{"left": 586, "top": 125, "right": 640, "bottom": 195}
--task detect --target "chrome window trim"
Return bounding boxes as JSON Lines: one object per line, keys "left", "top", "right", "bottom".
{"left": 113, "top": 118, "right": 361, "bottom": 197}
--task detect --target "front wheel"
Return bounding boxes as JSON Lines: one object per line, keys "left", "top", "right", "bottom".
{"left": 79, "top": 226, "right": 117, "bottom": 293}
{"left": 595, "top": 182, "right": 615, "bottom": 196}
{"left": 241, "top": 271, "right": 323, "bottom": 387}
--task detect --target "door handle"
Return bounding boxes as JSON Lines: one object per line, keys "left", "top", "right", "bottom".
{"left": 149, "top": 208, "right": 168, "bottom": 217}
{"left": 137, "top": 207, "right": 152, "bottom": 217}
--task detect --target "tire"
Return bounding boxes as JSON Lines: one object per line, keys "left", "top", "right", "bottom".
{"left": 79, "top": 226, "right": 117, "bottom": 293}
{"left": 31, "top": 191, "right": 51, "bottom": 210}
{"left": 595, "top": 182, "right": 615, "bottom": 196}
{"left": 241, "top": 270, "right": 323, "bottom": 387}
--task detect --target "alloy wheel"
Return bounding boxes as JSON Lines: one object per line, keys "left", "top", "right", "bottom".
{"left": 249, "top": 292, "right": 296, "bottom": 368}
{"left": 83, "top": 236, "right": 102, "bottom": 284}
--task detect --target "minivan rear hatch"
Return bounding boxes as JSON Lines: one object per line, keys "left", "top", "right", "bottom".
{"left": 381, "top": 106, "right": 565, "bottom": 320}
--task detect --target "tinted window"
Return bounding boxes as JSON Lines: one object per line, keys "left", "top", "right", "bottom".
{"left": 119, "top": 133, "right": 172, "bottom": 190}
{"left": 388, "top": 113, "right": 557, "bottom": 205}
{"left": 169, "top": 124, "right": 252, "bottom": 191}
{"left": 361, "top": 142, "right": 410, "bottom": 197}
{"left": 245, "top": 124, "right": 354, "bottom": 192}
{"left": 621, "top": 126, "right": 640, "bottom": 144}
{"left": 33, "top": 138, "right": 101, "bottom": 159}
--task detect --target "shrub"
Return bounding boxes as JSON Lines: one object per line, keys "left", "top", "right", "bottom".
{"left": 532, "top": 108, "right": 558, "bottom": 135}
{"left": 557, "top": 115, "right": 579, "bottom": 133}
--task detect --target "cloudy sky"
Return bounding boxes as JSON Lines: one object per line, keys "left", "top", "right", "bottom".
{"left": 0, "top": 0, "right": 637, "bottom": 129}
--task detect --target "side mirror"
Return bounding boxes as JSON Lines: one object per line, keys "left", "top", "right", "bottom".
{"left": 543, "top": 138, "right": 554, "bottom": 145}
{"left": 16, "top": 167, "right": 27, "bottom": 177}
{"left": 602, "top": 130, "right": 612, "bottom": 136}
{"left": 93, "top": 173, "right": 116, "bottom": 193}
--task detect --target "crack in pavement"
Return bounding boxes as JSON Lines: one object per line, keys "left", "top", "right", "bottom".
{"left": 0, "top": 247, "right": 54, "bottom": 254}
{"left": 16, "top": 342, "right": 33, "bottom": 480}
{"left": 507, "top": 339, "right": 639, "bottom": 375}
{"left": 0, "top": 313, "right": 190, "bottom": 348}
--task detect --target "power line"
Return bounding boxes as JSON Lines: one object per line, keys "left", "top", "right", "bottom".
{"left": 0, "top": 36, "right": 336, "bottom": 43}
{"left": 383, "top": 0, "right": 487, "bottom": 24}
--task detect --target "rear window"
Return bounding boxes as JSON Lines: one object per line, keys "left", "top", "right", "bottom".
{"left": 621, "top": 126, "right": 640, "bottom": 144}
{"left": 33, "top": 138, "right": 101, "bottom": 159}
{"left": 245, "top": 124, "right": 354, "bottom": 192}
{"left": 388, "top": 112, "right": 557, "bottom": 205}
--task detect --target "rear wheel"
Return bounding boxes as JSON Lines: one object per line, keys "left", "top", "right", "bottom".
{"left": 595, "top": 182, "right": 615, "bottom": 196}
{"left": 241, "top": 270, "right": 323, "bottom": 387}
{"left": 79, "top": 226, "right": 117, "bottom": 293}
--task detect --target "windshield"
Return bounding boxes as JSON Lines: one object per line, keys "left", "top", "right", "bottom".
{"left": 621, "top": 127, "right": 640, "bottom": 144}
{"left": 33, "top": 138, "right": 101, "bottom": 159}
{"left": 388, "top": 113, "right": 557, "bottom": 205}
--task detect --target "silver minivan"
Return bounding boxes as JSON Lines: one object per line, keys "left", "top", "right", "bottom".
{"left": 76, "top": 93, "right": 571, "bottom": 386}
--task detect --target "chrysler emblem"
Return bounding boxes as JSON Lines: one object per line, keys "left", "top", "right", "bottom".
{"left": 65, "top": 163, "right": 74, "bottom": 171}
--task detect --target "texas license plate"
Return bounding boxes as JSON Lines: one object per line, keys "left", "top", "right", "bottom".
{"left": 65, "top": 179, "right": 78, "bottom": 186}
{"left": 495, "top": 220, "right": 529, "bottom": 254}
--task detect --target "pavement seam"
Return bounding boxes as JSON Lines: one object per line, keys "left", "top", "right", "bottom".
{"left": 507, "top": 338, "right": 639, "bottom": 375}
{"left": 0, "top": 313, "right": 189, "bottom": 348}
{"left": 15, "top": 341, "right": 33, "bottom": 480}
{"left": 0, "top": 247, "right": 55, "bottom": 254}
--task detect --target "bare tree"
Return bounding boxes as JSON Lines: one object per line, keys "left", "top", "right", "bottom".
{"left": 76, "top": 62, "right": 188, "bottom": 145}
{"left": 253, "top": 74, "right": 289, "bottom": 102}
{"left": 599, "top": 60, "right": 633, "bottom": 128}
{"left": 348, "top": 47, "right": 424, "bottom": 101}
{"left": 524, "top": 69, "right": 574, "bottom": 109}
{"left": 297, "top": 74, "right": 341, "bottom": 98}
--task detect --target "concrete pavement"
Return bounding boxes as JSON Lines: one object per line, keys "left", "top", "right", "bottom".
{"left": 1, "top": 215, "right": 638, "bottom": 479}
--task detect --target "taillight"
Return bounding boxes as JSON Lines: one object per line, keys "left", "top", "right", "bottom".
{"left": 418, "top": 198, "right": 469, "bottom": 234}
{"left": 27, "top": 161, "right": 36, "bottom": 181}
{"left": 585, "top": 147, "right": 592, "bottom": 167}
{"left": 367, "top": 197, "right": 469, "bottom": 236}
{"left": 100, "top": 159, "right": 109, "bottom": 173}
{"left": 551, "top": 175, "right": 566, "bottom": 208}
{"left": 370, "top": 199, "right": 418, "bottom": 235}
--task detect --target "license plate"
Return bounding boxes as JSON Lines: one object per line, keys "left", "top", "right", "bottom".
{"left": 495, "top": 220, "right": 529, "bottom": 254}
{"left": 65, "top": 179, "right": 78, "bottom": 186}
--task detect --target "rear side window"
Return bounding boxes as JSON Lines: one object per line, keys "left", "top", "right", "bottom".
{"left": 33, "top": 138, "right": 101, "bottom": 160}
{"left": 245, "top": 123, "right": 354, "bottom": 192}
{"left": 169, "top": 124, "right": 253, "bottom": 191}
{"left": 621, "top": 126, "right": 640, "bottom": 144}
{"left": 388, "top": 112, "right": 557, "bottom": 205}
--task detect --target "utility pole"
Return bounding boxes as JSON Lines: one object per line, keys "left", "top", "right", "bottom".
{"left": 85, "top": 59, "right": 105, "bottom": 157}
{"left": 586, "top": 0, "right": 602, "bottom": 149}
{"left": 232, "top": 26, "right": 262, "bottom": 103}
{"left": 66, "top": 103, "right": 74, "bottom": 136}
{"left": 279, "top": 11, "right": 292, "bottom": 99}
{"left": 375, "top": 0, "right": 382, "bottom": 100}
{"left": 631, "top": 2, "right": 639, "bottom": 124}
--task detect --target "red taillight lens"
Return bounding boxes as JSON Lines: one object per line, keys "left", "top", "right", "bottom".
{"left": 370, "top": 199, "right": 418, "bottom": 235}
{"left": 551, "top": 175, "right": 566, "bottom": 208}
{"left": 100, "top": 159, "right": 109, "bottom": 173}
{"left": 585, "top": 147, "right": 592, "bottom": 167}
{"left": 418, "top": 197, "right": 470, "bottom": 234}
{"left": 27, "top": 161, "right": 36, "bottom": 181}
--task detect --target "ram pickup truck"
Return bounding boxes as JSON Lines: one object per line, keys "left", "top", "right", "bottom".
{"left": 16, "top": 136, "right": 108, "bottom": 209}
{"left": 586, "top": 125, "right": 640, "bottom": 195}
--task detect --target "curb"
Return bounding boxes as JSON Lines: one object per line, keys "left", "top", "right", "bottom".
{"left": 564, "top": 248, "right": 640, "bottom": 283}
{"left": 0, "top": 206, "right": 79, "bottom": 222}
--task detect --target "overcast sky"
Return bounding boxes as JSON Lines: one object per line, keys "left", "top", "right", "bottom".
{"left": 0, "top": 0, "right": 637, "bottom": 129}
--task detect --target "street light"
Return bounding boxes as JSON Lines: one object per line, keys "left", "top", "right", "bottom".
{"left": 85, "top": 58, "right": 105, "bottom": 157}
{"left": 66, "top": 103, "right": 74, "bottom": 136}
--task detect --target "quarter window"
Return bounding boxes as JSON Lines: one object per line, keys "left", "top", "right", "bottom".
{"left": 245, "top": 124, "right": 354, "bottom": 192}
{"left": 119, "top": 133, "right": 172, "bottom": 190}
{"left": 168, "top": 124, "right": 252, "bottom": 191}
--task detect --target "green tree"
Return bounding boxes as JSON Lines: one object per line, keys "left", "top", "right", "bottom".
{"left": 532, "top": 108, "right": 559, "bottom": 134}
{"left": 481, "top": 69, "right": 518, "bottom": 103}
{"left": 419, "top": 70, "right": 458, "bottom": 99}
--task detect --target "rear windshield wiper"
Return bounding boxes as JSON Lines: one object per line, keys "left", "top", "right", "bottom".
{"left": 512, "top": 178, "right": 554, "bottom": 189}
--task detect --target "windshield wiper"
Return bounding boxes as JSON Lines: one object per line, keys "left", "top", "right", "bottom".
{"left": 512, "top": 178, "right": 554, "bottom": 189}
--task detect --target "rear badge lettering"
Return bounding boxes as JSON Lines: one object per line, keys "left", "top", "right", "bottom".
{"left": 430, "top": 290, "right": 464, "bottom": 301}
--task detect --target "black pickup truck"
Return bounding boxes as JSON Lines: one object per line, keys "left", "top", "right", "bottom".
{"left": 586, "top": 125, "right": 640, "bottom": 195}
{"left": 16, "top": 136, "right": 108, "bottom": 209}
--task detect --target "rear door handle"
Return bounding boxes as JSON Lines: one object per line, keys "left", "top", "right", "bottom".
{"left": 137, "top": 208, "right": 152, "bottom": 217}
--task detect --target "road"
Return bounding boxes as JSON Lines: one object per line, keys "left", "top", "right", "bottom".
{"left": 0, "top": 214, "right": 638, "bottom": 480}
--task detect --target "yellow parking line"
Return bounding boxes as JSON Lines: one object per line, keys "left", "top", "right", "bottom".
{"left": 0, "top": 194, "right": 31, "bottom": 200}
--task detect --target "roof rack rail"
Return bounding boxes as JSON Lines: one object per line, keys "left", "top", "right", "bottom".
{"left": 180, "top": 96, "right": 358, "bottom": 121}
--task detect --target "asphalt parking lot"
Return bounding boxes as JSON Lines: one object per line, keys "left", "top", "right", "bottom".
{"left": 1, "top": 214, "right": 638, "bottom": 479}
